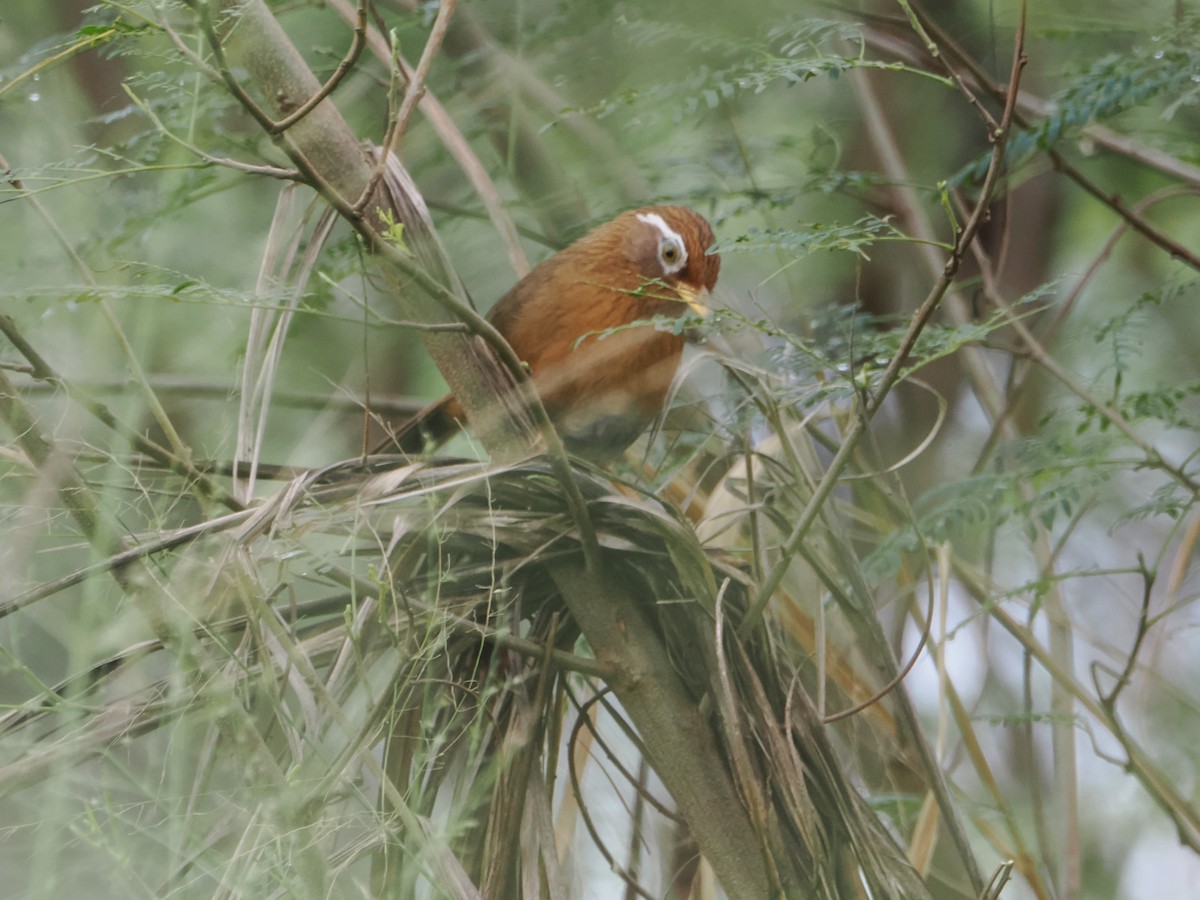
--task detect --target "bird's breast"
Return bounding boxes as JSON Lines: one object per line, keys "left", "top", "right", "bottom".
{"left": 490, "top": 264, "right": 695, "bottom": 457}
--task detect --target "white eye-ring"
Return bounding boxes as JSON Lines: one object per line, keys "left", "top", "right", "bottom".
{"left": 637, "top": 212, "right": 688, "bottom": 275}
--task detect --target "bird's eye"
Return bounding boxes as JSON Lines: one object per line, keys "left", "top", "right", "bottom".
{"left": 661, "top": 243, "right": 681, "bottom": 266}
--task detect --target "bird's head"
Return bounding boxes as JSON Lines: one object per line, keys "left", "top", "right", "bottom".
{"left": 618, "top": 205, "right": 720, "bottom": 317}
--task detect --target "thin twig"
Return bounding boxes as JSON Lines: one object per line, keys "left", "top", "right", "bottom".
{"left": 892, "top": 0, "right": 1000, "bottom": 134}
{"left": 972, "top": 186, "right": 1200, "bottom": 473}
{"left": 953, "top": 560, "right": 1200, "bottom": 852}
{"left": 4, "top": 138, "right": 231, "bottom": 481}
{"left": 325, "top": 0, "right": 529, "bottom": 277}
{"left": 739, "top": 2, "right": 1028, "bottom": 636}
{"left": 0, "top": 313, "right": 243, "bottom": 512}
{"left": 12, "top": 376, "right": 428, "bottom": 416}
{"left": 991, "top": 298, "right": 1200, "bottom": 495}
{"left": 0, "top": 507, "right": 256, "bottom": 620}
{"left": 184, "top": 0, "right": 279, "bottom": 134}
{"left": 0, "top": 369, "right": 127, "bottom": 584}
{"left": 848, "top": 34, "right": 1009, "bottom": 426}
{"left": 1099, "top": 555, "right": 1155, "bottom": 709}
{"left": 907, "top": 2, "right": 1200, "bottom": 272}
{"left": 271, "top": 0, "right": 369, "bottom": 133}
{"left": 1046, "top": 151, "right": 1200, "bottom": 270}
{"left": 123, "top": 83, "right": 301, "bottom": 180}
{"left": 354, "top": 0, "right": 458, "bottom": 217}
{"left": 821, "top": 553, "right": 934, "bottom": 723}
{"left": 566, "top": 689, "right": 658, "bottom": 900}
{"left": 863, "top": 8, "right": 1200, "bottom": 189}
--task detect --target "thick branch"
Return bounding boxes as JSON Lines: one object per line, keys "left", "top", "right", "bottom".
{"left": 211, "top": 0, "right": 530, "bottom": 458}
{"left": 198, "top": 4, "right": 779, "bottom": 894}
{"left": 550, "top": 561, "right": 778, "bottom": 899}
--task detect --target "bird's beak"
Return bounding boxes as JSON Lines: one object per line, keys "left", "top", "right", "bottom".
{"left": 676, "top": 284, "right": 711, "bottom": 318}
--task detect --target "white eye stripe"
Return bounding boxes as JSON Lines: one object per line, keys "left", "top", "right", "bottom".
{"left": 636, "top": 211, "right": 688, "bottom": 274}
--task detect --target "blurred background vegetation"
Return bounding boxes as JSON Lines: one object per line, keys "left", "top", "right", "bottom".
{"left": 2, "top": 0, "right": 1199, "bottom": 897}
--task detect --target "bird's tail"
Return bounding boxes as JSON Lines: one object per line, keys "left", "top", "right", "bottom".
{"left": 374, "top": 395, "right": 462, "bottom": 455}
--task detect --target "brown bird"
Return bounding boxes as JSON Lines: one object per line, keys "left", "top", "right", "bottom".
{"left": 386, "top": 205, "right": 720, "bottom": 460}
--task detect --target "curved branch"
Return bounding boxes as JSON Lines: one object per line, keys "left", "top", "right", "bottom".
{"left": 270, "top": 0, "right": 369, "bottom": 134}
{"left": 740, "top": 3, "right": 1029, "bottom": 636}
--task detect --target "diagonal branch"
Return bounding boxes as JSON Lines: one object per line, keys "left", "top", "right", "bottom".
{"left": 741, "top": 2, "right": 1029, "bottom": 635}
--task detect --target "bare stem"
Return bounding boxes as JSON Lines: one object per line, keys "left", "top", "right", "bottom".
{"left": 271, "top": 0, "right": 369, "bottom": 134}
{"left": 740, "top": 4, "right": 1029, "bottom": 636}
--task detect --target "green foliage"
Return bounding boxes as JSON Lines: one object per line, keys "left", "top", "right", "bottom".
{"left": 714, "top": 214, "right": 914, "bottom": 258}
{"left": 562, "top": 15, "right": 950, "bottom": 124}
{"left": 377, "top": 209, "right": 411, "bottom": 252}
{"left": 3, "top": 1, "right": 1200, "bottom": 898}
{"left": 864, "top": 430, "right": 1119, "bottom": 581}
{"left": 955, "top": 20, "right": 1200, "bottom": 184}
{"left": 1074, "top": 280, "right": 1200, "bottom": 433}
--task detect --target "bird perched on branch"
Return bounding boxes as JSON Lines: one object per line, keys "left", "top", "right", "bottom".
{"left": 384, "top": 205, "right": 720, "bottom": 460}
